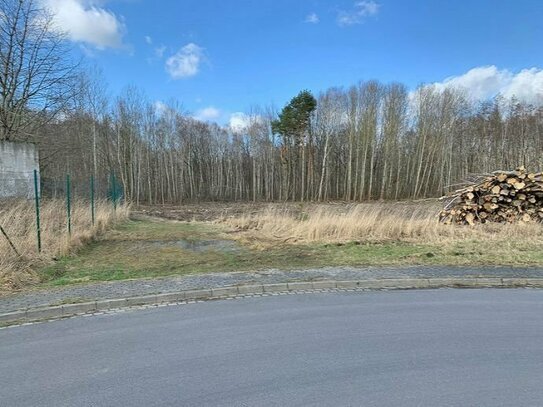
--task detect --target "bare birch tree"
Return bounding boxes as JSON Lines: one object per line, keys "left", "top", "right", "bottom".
{"left": 0, "top": 0, "right": 77, "bottom": 141}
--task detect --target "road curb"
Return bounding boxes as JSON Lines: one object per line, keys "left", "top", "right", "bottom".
{"left": 2, "top": 277, "right": 543, "bottom": 326}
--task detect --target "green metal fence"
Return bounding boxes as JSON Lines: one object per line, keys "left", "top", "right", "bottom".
{"left": 28, "top": 171, "right": 123, "bottom": 254}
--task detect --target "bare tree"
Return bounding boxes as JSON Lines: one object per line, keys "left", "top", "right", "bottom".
{"left": 32, "top": 78, "right": 543, "bottom": 204}
{"left": 0, "top": 0, "right": 77, "bottom": 141}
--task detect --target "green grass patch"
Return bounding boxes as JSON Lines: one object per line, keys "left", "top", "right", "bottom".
{"left": 38, "top": 217, "right": 543, "bottom": 287}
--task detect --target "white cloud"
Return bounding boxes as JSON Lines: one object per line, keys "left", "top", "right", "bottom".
{"left": 194, "top": 106, "right": 221, "bottom": 121}
{"left": 501, "top": 68, "right": 543, "bottom": 103}
{"left": 165, "top": 43, "right": 204, "bottom": 79}
{"left": 338, "top": 1, "right": 379, "bottom": 26}
{"left": 154, "top": 101, "right": 168, "bottom": 115}
{"left": 429, "top": 65, "right": 543, "bottom": 104}
{"left": 144, "top": 35, "right": 152, "bottom": 44}
{"left": 229, "top": 112, "right": 250, "bottom": 133}
{"left": 305, "top": 13, "right": 319, "bottom": 24}
{"left": 228, "top": 112, "right": 265, "bottom": 133}
{"left": 42, "top": 0, "right": 125, "bottom": 49}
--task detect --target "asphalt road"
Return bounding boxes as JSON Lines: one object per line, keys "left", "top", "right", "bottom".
{"left": 2, "top": 289, "right": 543, "bottom": 406}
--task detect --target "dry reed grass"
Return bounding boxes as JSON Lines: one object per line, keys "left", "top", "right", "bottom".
{"left": 0, "top": 199, "right": 129, "bottom": 291}
{"left": 223, "top": 201, "right": 543, "bottom": 245}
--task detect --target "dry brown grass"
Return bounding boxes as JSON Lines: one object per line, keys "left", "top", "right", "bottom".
{"left": 0, "top": 199, "right": 129, "bottom": 291}
{"left": 223, "top": 201, "right": 543, "bottom": 246}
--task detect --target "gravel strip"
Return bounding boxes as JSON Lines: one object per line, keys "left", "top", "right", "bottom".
{"left": 1, "top": 265, "right": 543, "bottom": 313}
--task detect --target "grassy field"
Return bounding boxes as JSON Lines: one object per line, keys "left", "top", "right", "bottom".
{"left": 223, "top": 201, "right": 543, "bottom": 244}
{"left": 41, "top": 217, "right": 435, "bottom": 286}
{"left": 35, "top": 202, "right": 543, "bottom": 287}
{"left": 0, "top": 199, "right": 129, "bottom": 291}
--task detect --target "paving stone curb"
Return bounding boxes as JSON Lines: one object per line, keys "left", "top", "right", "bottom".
{"left": 2, "top": 277, "right": 543, "bottom": 326}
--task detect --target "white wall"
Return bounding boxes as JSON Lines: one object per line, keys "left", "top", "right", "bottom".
{"left": 0, "top": 141, "right": 39, "bottom": 199}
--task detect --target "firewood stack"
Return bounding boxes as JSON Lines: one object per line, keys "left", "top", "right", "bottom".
{"left": 439, "top": 166, "right": 543, "bottom": 225}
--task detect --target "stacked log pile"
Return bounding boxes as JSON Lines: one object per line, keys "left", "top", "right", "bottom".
{"left": 439, "top": 167, "right": 543, "bottom": 225}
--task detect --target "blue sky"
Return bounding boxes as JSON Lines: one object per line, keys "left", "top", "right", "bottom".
{"left": 43, "top": 0, "right": 543, "bottom": 124}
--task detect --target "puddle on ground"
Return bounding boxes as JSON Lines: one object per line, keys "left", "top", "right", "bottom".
{"left": 148, "top": 239, "right": 240, "bottom": 252}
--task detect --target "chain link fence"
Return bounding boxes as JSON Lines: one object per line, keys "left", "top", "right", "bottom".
{"left": 32, "top": 171, "right": 124, "bottom": 253}
{"left": 0, "top": 171, "right": 128, "bottom": 289}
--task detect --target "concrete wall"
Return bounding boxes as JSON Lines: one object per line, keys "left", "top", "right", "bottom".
{"left": 0, "top": 141, "right": 39, "bottom": 199}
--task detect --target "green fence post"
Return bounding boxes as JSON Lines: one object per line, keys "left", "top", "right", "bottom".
{"left": 33, "top": 169, "right": 41, "bottom": 253}
{"left": 90, "top": 175, "right": 95, "bottom": 226}
{"left": 66, "top": 174, "right": 72, "bottom": 236}
{"left": 111, "top": 171, "right": 117, "bottom": 211}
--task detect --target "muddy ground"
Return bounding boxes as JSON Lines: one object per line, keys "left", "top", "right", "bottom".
{"left": 134, "top": 202, "right": 277, "bottom": 222}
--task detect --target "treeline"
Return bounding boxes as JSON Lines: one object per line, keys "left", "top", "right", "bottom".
{"left": 36, "top": 78, "right": 543, "bottom": 203}
{"left": 2, "top": 0, "right": 543, "bottom": 204}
